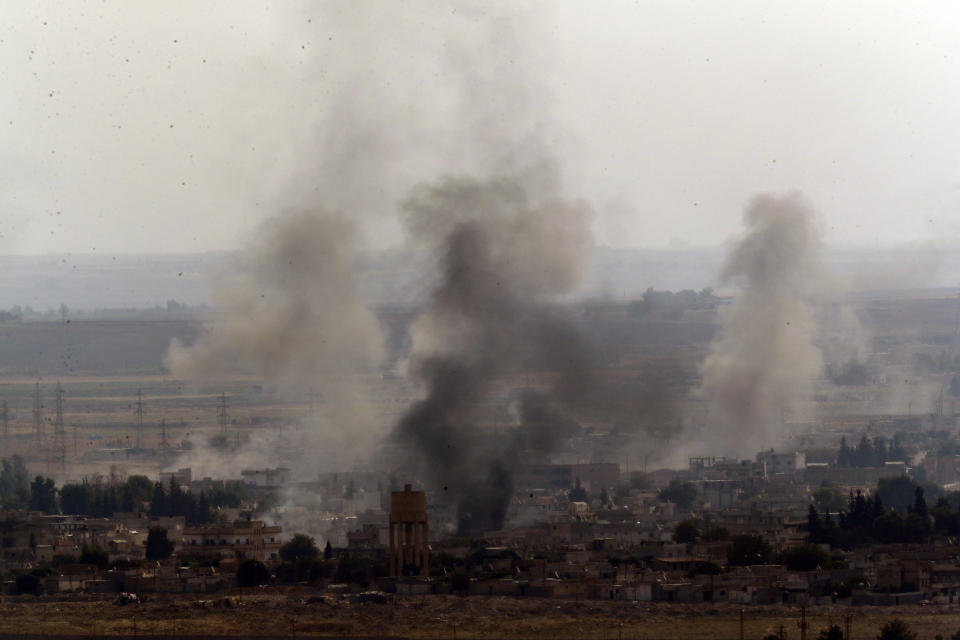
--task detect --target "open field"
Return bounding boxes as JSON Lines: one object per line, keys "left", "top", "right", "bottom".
{"left": 0, "top": 593, "right": 959, "bottom": 639}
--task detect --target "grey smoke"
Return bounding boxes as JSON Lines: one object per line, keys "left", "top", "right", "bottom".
{"left": 395, "top": 175, "right": 594, "bottom": 534}
{"left": 699, "top": 192, "right": 825, "bottom": 452}
{"left": 165, "top": 210, "right": 385, "bottom": 474}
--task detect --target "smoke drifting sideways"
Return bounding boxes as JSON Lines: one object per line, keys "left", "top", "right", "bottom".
{"left": 165, "top": 211, "right": 385, "bottom": 476}
{"left": 395, "top": 175, "right": 594, "bottom": 535}
{"left": 699, "top": 193, "right": 830, "bottom": 453}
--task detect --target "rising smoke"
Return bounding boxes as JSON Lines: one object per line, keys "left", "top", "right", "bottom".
{"left": 395, "top": 175, "right": 594, "bottom": 534}
{"left": 699, "top": 192, "right": 829, "bottom": 452}
{"left": 165, "top": 210, "right": 385, "bottom": 475}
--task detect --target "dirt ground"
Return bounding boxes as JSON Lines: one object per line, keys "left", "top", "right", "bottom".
{"left": 1, "top": 592, "right": 960, "bottom": 639}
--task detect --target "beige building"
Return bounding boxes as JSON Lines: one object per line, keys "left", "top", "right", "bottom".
{"left": 181, "top": 520, "right": 282, "bottom": 563}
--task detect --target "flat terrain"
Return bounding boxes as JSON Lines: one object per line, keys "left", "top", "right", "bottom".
{"left": 0, "top": 593, "right": 958, "bottom": 639}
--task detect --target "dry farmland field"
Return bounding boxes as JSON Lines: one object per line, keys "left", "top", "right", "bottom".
{"left": 0, "top": 593, "right": 959, "bottom": 639}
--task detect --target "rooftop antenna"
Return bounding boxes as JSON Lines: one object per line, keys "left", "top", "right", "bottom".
{"left": 134, "top": 389, "right": 144, "bottom": 449}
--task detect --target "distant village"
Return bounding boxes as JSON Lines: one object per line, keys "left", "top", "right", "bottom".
{"left": 6, "top": 416, "right": 960, "bottom": 611}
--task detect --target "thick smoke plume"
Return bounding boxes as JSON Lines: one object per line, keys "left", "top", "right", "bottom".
{"left": 396, "top": 175, "right": 594, "bottom": 534}
{"left": 165, "top": 211, "right": 385, "bottom": 473}
{"left": 699, "top": 193, "right": 825, "bottom": 452}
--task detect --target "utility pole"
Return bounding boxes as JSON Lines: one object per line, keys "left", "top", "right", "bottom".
{"left": 134, "top": 389, "right": 144, "bottom": 449}
{"left": 739, "top": 609, "right": 744, "bottom": 640}
{"left": 54, "top": 382, "right": 65, "bottom": 472}
{"left": 844, "top": 612, "right": 852, "bottom": 640}
{"left": 798, "top": 606, "right": 808, "bottom": 640}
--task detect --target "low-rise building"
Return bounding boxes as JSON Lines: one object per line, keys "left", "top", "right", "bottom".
{"left": 181, "top": 520, "right": 282, "bottom": 563}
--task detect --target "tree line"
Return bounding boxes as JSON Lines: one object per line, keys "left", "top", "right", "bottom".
{"left": 836, "top": 435, "right": 908, "bottom": 468}
{"left": 807, "top": 476, "right": 946, "bottom": 548}
{"left": 1, "top": 457, "right": 249, "bottom": 525}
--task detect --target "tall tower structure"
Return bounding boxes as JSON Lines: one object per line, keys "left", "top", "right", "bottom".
{"left": 134, "top": 389, "right": 144, "bottom": 449}
{"left": 54, "top": 383, "right": 65, "bottom": 471}
{"left": 389, "top": 484, "right": 429, "bottom": 577}
{"left": 217, "top": 392, "right": 228, "bottom": 434}
{"left": 32, "top": 382, "right": 42, "bottom": 448}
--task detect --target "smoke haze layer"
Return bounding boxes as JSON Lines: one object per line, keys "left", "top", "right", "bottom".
{"left": 396, "top": 175, "right": 594, "bottom": 534}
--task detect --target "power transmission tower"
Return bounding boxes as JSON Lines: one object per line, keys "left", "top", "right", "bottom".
{"left": 32, "top": 382, "right": 42, "bottom": 448}
{"left": 159, "top": 417, "right": 169, "bottom": 448}
{"left": 134, "top": 389, "right": 144, "bottom": 449}
{"left": 54, "top": 382, "right": 65, "bottom": 472}
{"left": 217, "top": 392, "right": 228, "bottom": 434}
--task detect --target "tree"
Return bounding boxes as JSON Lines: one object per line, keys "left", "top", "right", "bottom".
{"left": 912, "top": 486, "right": 929, "bottom": 519}
{"left": 569, "top": 477, "right": 588, "bottom": 502}
{"left": 727, "top": 535, "right": 772, "bottom": 566}
{"left": 629, "top": 471, "right": 653, "bottom": 490}
{"left": 658, "top": 479, "right": 697, "bottom": 509}
{"left": 813, "top": 486, "right": 847, "bottom": 513}
{"left": 599, "top": 487, "right": 611, "bottom": 507}
{"left": 877, "top": 476, "right": 920, "bottom": 513}
{"left": 818, "top": 625, "right": 844, "bottom": 640}
{"left": 237, "top": 559, "right": 270, "bottom": 587}
{"left": 124, "top": 475, "right": 154, "bottom": 509}
{"left": 145, "top": 527, "right": 175, "bottom": 561}
{"left": 702, "top": 525, "right": 729, "bottom": 541}
{"left": 808, "top": 504, "right": 823, "bottom": 543}
{"left": 324, "top": 540, "right": 333, "bottom": 560}
{"left": 280, "top": 534, "right": 320, "bottom": 563}
{"left": 15, "top": 573, "right": 41, "bottom": 595}
{"left": 150, "top": 481, "right": 167, "bottom": 517}
{"left": 672, "top": 520, "right": 700, "bottom": 544}
{"left": 780, "top": 544, "right": 830, "bottom": 572}
{"left": 29, "top": 476, "right": 57, "bottom": 514}
{"left": 80, "top": 544, "right": 109, "bottom": 568}
{"left": 451, "top": 572, "right": 470, "bottom": 592}
{"left": 0, "top": 455, "right": 30, "bottom": 506}
{"left": 876, "top": 619, "right": 916, "bottom": 640}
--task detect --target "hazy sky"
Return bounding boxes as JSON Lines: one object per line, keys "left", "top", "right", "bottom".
{"left": 2, "top": 1, "right": 959, "bottom": 254}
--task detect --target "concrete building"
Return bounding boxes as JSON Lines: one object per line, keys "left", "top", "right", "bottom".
{"left": 240, "top": 468, "right": 291, "bottom": 488}
{"left": 159, "top": 468, "right": 192, "bottom": 488}
{"left": 181, "top": 520, "right": 282, "bottom": 563}
{"left": 756, "top": 450, "right": 806, "bottom": 475}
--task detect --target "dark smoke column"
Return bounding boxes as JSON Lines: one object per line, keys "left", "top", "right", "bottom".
{"left": 395, "top": 176, "right": 593, "bottom": 535}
